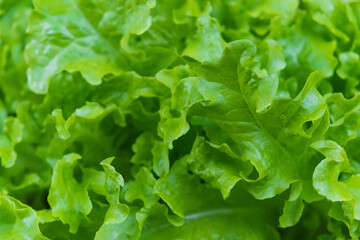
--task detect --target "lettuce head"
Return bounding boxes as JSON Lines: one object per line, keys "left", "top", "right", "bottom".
{"left": 1, "top": 0, "right": 360, "bottom": 239}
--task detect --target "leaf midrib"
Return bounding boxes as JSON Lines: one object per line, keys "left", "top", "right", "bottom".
{"left": 140, "top": 208, "right": 265, "bottom": 238}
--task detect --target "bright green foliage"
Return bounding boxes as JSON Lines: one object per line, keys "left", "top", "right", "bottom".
{"left": 2, "top": 0, "right": 360, "bottom": 239}
{"left": 0, "top": 195, "right": 48, "bottom": 240}
{"left": 48, "top": 153, "right": 92, "bottom": 233}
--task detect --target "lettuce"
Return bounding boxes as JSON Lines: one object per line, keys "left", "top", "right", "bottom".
{"left": 2, "top": 0, "right": 360, "bottom": 239}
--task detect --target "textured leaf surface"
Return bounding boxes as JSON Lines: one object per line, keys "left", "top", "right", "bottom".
{"left": 3, "top": 0, "right": 360, "bottom": 239}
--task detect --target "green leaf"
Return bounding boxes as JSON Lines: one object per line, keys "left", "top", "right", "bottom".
{"left": 189, "top": 40, "right": 327, "bottom": 199}
{"left": 48, "top": 153, "right": 92, "bottom": 233}
{"left": 0, "top": 194, "right": 48, "bottom": 240}
{"left": 0, "top": 117, "right": 24, "bottom": 167}
{"left": 52, "top": 109, "right": 70, "bottom": 140}
{"left": 325, "top": 93, "right": 360, "bottom": 145}
{"left": 100, "top": 157, "right": 124, "bottom": 205}
{"left": 182, "top": 14, "right": 226, "bottom": 62}
{"left": 311, "top": 141, "right": 351, "bottom": 202}
{"left": 311, "top": 140, "right": 360, "bottom": 234}
{"left": 149, "top": 161, "right": 283, "bottom": 239}
{"left": 279, "top": 182, "right": 305, "bottom": 228}
{"left": 303, "top": 0, "right": 358, "bottom": 43}
{"left": 25, "top": 0, "right": 156, "bottom": 93}
{"left": 328, "top": 202, "right": 360, "bottom": 239}
{"left": 270, "top": 10, "right": 338, "bottom": 82}
{"left": 186, "top": 136, "right": 243, "bottom": 198}
{"left": 75, "top": 102, "right": 105, "bottom": 120}
{"left": 172, "top": 0, "right": 211, "bottom": 24}
{"left": 124, "top": 167, "right": 159, "bottom": 208}
{"left": 95, "top": 208, "right": 143, "bottom": 240}
{"left": 337, "top": 52, "right": 360, "bottom": 95}
{"left": 140, "top": 209, "right": 281, "bottom": 240}
{"left": 154, "top": 157, "right": 224, "bottom": 218}
{"left": 131, "top": 132, "right": 169, "bottom": 177}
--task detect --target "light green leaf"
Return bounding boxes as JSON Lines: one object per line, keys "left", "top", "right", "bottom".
{"left": 124, "top": 167, "right": 159, "bottom": 208}
{"left": 312, "top": 140, "right": 351, "bottom": 202}
{"left": 151, "top": 140, "right": 169, "bottom": 177}
{"left": 172, "top": 0, "right": 211, "bottom": 24}
{"left": 0, "top": 117, "right": 24, "bottom": 167}
{"left": 312, "top": 140, "right": 360, "bottom": 235}
{"left": 0, "top": 194, "right": 48, "bottom": 240}
{"left": 131, "top": 132, "right": 154, "bottom": 169}
{"left": 25, "top": 0, "right": 156, "bottom": 93}
{"left": 95, "top": 208, "right": 143, "bottom": 240}
{"left": 52, "top": 109, "right": 70, "bottom": 140}
{"left": 100, "top": 157, "right": 124, "bottom": 205}
{"left": 48, "top": 153, "right": 92, "bottom": 233}
{"left": 325, "top": 93, "right": 360, "bottom": 145}
{"left": 130, "top": 132, "right": 169, "bottom": 177}
{"left": 279, "top": 181, "right": 305, "bottom": 228}
{"left": 186, "top": 136, "right": 243, "bottom": 199}
{"left": 182, "top": 15, "right": 226, "bottom": 63}
{"left": 154, "top": 158, "right": 223, "bottom": 218}
{"left": 337, "top": 52, "right": 360, "bottom": 95}
{"left": 75, "top": 102, "right": 105, "bottom": 120}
